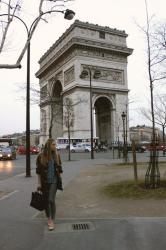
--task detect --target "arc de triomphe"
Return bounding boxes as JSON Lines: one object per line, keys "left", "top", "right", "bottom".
{"left": 36, "top": 20, "right": 133, "bottom": 146}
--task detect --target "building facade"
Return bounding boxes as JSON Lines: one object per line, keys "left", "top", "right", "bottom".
{"left": 36, "top": 20, "right": 133, "bottom": 146}
{"left": 129, "top": 125, "right": 163, "bottom": 143}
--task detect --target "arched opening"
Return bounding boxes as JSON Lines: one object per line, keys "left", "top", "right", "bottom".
{"left": 94, "top": 97, "right": 112, "bottom": 145}
{"left": 51, "top": 80, "right": 63, "bottom": 138}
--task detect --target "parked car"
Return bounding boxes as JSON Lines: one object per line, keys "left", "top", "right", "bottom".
{"left": 70, "top": 143, "right": 91, "bottom": 153}
{"left": 0, "top": 147, "right": 16, "bottom": 160}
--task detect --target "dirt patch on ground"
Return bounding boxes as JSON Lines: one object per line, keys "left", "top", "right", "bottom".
{"left": 56, "top": 164, "right": 166, "bottom": 219}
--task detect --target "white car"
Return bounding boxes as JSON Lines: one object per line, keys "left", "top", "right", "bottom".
{"left": 70, "top": 143, "right": 91, "bottom": 153}
{"left": 56, "top": 144, "right": 62, "bottom": 150}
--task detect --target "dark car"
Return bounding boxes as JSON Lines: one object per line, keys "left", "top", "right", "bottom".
{"left": 134, "top": 145, "right": 146, "bottom": 153}
{"left": 119, "top": 144, "right": 146, "bottom": 153}
{"left": 0, "top": 147, "right": 16, "bottom": 160}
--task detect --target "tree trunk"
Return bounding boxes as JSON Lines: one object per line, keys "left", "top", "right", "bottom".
{"left": 163, "top": 125, "right": 165, "bottom": 155}
{"left": 68, "top": 118, "right": 71, "bottom": 161}
{"left": 49, "top": 107, "right": 53, "bottom": 138}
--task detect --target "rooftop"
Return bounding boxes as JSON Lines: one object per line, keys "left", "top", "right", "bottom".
{"left": 39, "top": 19, "right": 128, "bottom": 64}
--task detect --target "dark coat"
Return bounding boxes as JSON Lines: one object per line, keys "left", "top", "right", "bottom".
{"left": 36, "top": 153, "right": 63, "bottom": 192}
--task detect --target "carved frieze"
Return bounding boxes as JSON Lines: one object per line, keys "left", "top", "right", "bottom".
{"left": 82, "top": 64, "right": 124, "bottom": 83}
{"left": 101, "top": 69, "right": 123, "bottom": 82}
{"left": 64, "top": 66, "right": 75, "bottom": 86}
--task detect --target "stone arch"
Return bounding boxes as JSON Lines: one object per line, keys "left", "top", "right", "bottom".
{"left": 51, "top": 80, "right": 63, "bottom": 139}
{"left": 51, "top": 80, "right": 62, "bottom": 96}
{"left": 94, "top": 95, "right": 114, "bottom": 145}
{"left": 93, "top": 94, "right": 115, "bottom": 109}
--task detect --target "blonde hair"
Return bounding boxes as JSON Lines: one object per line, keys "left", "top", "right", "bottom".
{"left": 40, "top": 138, "right": 59, "bottom": 166}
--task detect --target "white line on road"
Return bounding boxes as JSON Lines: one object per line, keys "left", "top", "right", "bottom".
{"left": 0, "top": 190, "right": 19, "bottom": 201}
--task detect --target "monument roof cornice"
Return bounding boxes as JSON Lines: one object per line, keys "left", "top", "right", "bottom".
{"left": 36, "top": 37, "right": 133, "bottom": 78}
{"left": 62, "top": 85, "right": 129, "bottom": 96}
{"left": 39, "top": 19, "right": 128, "bottom": 64}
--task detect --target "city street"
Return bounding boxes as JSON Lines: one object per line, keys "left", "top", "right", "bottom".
{"left": 0, "top": 149, "right": 166, "bottom": 181}
{"left": 0, "top": 153, "right": 166, "bottom": 250}
{"left": 0, "top": 155, "right": 37, "bottom": 181}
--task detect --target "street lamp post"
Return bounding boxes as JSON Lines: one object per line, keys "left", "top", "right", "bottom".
{"left": 26, "top": 42, "right": 31, "bottom": 176}
{"left": 80, "top": 68, "right": 101, "bottom": 159}
{"left": 0, "top": 9, "right": 75, "bottom": 176}
{"left": 89, "top": 69, "right": 94, "bottom": 159}
{"left": 121, "top": 111, "right": 127, "bottom": 163}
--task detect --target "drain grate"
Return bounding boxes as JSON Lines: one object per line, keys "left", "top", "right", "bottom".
{"left": 72, "top": 223, "right": 90, "bottom": 231}
{"left": 71, "top": 222, "right": 95, "bottom": 231}
{"left": 44, "top": 221, "right": 95, "bottom": 234}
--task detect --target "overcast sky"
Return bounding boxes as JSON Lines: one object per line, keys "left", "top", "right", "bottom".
{"left": 0, "top": 0, "right": 166, "bottom": 136}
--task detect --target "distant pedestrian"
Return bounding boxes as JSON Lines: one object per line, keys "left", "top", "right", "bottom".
{"left": 36, "top": 138, "right": 63, "bottom": 230}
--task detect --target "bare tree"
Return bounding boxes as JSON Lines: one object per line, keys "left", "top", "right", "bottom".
{"left": 138, "top": 1, "right": 166, "bottom": 136}
{"left": 17, "top": 82, "right": 86, "bottom": 152}
{"left": 63, "top": 97, "right": 74, "bottom": 161}
{"left": 0, "top": 0, "right": 74, "bottom": 68}
{"left": 152, "top": 22, "right": 166, "bottom": 60}
{"left": 0, "top": 0, "right": 21, "bottom": 53}
{"left": 140, "top": 93, "right": 166, "bottom": 147}
{"left": 139, "top": 0, "right": 166, "bottom": 188}
{"left": 36, "top": 83, "right": 63, "bottom": 139}
{"left": 16, "top": 81, "right": 62, "bottom": 138}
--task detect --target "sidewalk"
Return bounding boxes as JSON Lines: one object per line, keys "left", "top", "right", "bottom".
{"left": 1, "top": 158, "right": 166, "bottom": 219}
{"left": 1, "top": 158, "right": 166, "bottom": 250}
{"left": 55, "top": 161, "right": 166, "bottom": 219}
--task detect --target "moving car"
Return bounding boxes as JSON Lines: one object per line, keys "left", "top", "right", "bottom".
{"left": 119, "top": 144, "right": 146, "bottom": 153}
{"left": 70, "top": 143, "right": 91, "bottom": 153}
{"left": 0, "top": 147, "right": 16, "bottom": 160}
{"left": 30, "top": 146, "right": 40, "bottom": 154}
{"left": 95, "top": 144, "right": 108, "bottom": 152}
{"left": 17, "top": 145, "right": 26, "bottom": 154}
{"left": 17, "top": 145, "right": 40, "bottom": 154}
{"left": 147, "top": 144, "right": 165, "bottom": 151}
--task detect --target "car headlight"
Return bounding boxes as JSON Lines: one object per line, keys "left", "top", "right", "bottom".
{"left": 7, "top": 154, "right": 11, "bottom": 157}
{"left": 0, "top": 154, "right": 2, "bottom": 157}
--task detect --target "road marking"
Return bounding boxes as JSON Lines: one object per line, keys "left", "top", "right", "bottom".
{"left": 0, "top": 190, "right": 19, "bottom": 201}
{"left": 16, "top": 170, "right": 36, "bottom": 177}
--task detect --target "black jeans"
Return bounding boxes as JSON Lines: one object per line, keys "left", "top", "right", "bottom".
{"left": 45, "top": 182, "right": 58, "bottom": 220}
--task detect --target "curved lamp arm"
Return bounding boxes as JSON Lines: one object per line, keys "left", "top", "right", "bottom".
{"left": 0, "top": 9, "right": 75, "bottom": 69}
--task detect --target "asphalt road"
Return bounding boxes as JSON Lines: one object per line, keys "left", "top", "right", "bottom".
{"left": 0, "top": 149, "right": 166, "bottom": 181}
{"left": 0, "top": 154, "right": 38, "bottom": 180}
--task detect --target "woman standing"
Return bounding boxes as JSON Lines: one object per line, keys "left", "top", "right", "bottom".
{"left": 36, "top": 138, "right": 63, "bottom": 230}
